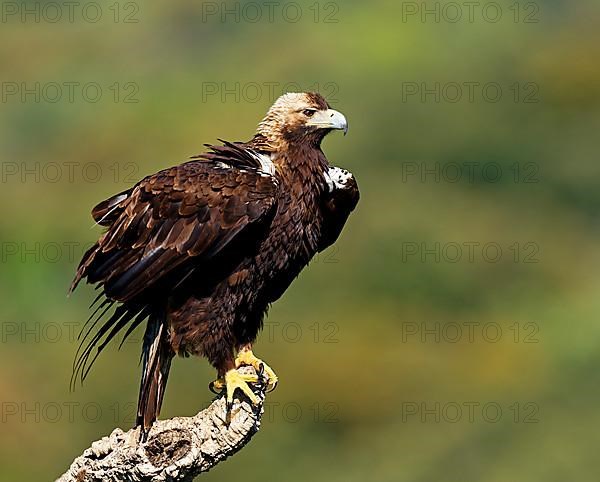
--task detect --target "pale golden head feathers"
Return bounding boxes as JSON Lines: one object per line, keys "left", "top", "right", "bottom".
{"left": 256, "top": 92, "right": 347, "bottom": 150}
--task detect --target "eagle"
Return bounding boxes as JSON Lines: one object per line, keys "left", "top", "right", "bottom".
{"left": 70, "top": 92, "right": 359, "bottom": 440}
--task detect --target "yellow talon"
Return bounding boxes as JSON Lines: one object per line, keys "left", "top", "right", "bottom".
{"left": 235, "top": 348, "right": 278, "bottom": 392}
{"left": 210, "top": 369, "right": 259, "bottom": 407}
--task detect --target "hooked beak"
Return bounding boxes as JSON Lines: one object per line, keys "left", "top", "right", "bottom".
{"left": 307, "top": 109, "right": 348, "bottom": 135}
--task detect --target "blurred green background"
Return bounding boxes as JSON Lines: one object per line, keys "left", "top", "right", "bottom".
{"left": 1, "top": 0, "right": 600, "bottom": 480}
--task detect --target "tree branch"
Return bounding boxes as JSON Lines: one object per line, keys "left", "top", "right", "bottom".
{"left": 56, "top": 367, "right": 267, "bottom": 482}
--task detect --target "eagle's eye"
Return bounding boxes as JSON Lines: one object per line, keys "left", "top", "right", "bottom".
{"left": 302, "top": 109, "right": 317, "bottom": 117}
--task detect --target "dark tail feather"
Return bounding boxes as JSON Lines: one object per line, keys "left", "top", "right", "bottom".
{"left": 136, "top": 312, "right": 173, "bottom": 441}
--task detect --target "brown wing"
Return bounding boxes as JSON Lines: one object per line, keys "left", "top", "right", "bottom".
{"left": 69, "top": 147, "right": 278, "bottom": 390}
{"left": 71, "top": 159, "right": 278, "bottom": 302}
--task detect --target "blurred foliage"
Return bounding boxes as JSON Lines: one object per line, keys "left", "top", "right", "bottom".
{"left": 1, "top": 0, "right": 600, "bottom": 480}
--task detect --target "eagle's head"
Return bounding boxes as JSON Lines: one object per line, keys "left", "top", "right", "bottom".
{"left": 257, "top": 92, "right": 348, "bottom": 149}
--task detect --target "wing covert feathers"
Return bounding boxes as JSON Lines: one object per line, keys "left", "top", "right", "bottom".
{"left": 70, "top": 147, "right": 278, "bottom": 388}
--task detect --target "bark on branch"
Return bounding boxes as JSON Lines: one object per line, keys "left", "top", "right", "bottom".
{"left": 56, "top": 367, "right": 267, "bottom": 482}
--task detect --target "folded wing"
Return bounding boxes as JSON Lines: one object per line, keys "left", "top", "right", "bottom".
{"left": 72, "top": 158, "right": 278, "bottom": 302}
{"left": 70, "top": 145, "right": 278, "bottom": 386}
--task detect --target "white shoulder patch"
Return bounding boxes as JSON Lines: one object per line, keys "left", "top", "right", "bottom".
{"left": 251, "top": 151, "right": 276, "bottom": 176}
{"left": 325, "top": 166, "right": 354, "bottom": 192}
